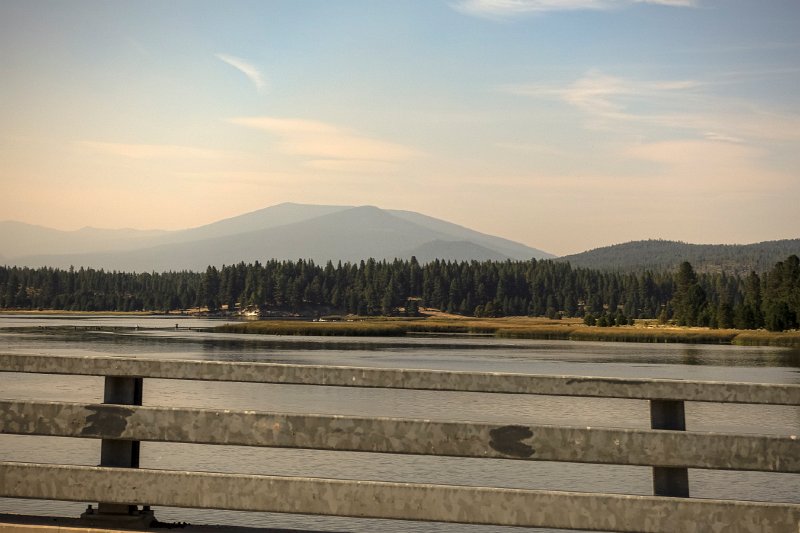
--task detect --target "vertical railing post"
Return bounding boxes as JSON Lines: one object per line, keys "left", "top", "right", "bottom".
{"left": 99, "top": 376, "right": 142, "bottom": 515}
{"left": 650, "top": 399, "right": 689, "bottom": 497}
{"left": 81, "top": 375, "right": 155, "bottom": 526}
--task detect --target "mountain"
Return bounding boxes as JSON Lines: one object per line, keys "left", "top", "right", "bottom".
{"left": 559, "top": 239, "right": 800, "bottom": 274}
{"left": 400, "top": 240, "right": 511, "bottom": 263}
{"left": 0, "top": 221, "right": 168, "bottom": 258}
{"left": 387, "top": 209, "right": 541, "bottom": 260}
{"left": 4, "top": 204, "right": 552, "bottom": 271}
{"left": 147, "top": 202, "right": 349, "bottom": 246}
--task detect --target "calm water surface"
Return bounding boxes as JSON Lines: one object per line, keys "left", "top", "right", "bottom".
{"left": 1, "top": 315, "right": 799, "bottom": 532}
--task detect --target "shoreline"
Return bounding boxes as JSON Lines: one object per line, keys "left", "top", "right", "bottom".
{"left": 2, "top": 311, "right": 798, "bottom": 347}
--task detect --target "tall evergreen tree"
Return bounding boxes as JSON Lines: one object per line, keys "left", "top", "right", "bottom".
{"left": 672, "top": 262, "right": 706, "bottom": 326}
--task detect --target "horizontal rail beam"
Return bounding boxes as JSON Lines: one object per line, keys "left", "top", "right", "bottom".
{"left": 2, "top": 462, "right": 798, "bottom": 533}
{"left": 2, "top": 354, "right": 799, "bottom": 404}
{"left": 2, "top": 400, "right": 798, "bottom": 472}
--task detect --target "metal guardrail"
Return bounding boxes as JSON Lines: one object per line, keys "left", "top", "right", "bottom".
{"left": 1, "top": 353, "right": 799, "bottom": 532}
{"left": 2, "top": 353, "right": 799, "bottom": 404}
{"left": 2, "top": 400, "right": 798, "bottom": 472}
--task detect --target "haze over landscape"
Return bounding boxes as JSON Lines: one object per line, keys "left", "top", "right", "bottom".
{"left": 2, "top": 1, "right": 799, "bottom": 257}
{"left": 4, "top": 5, "right": 800, "bottom": 533}
{"left": 3, "top": 202, "right": 799, "bottom": 274}
{"left": 0, "top": 203, "right": 554, "bottom": 270}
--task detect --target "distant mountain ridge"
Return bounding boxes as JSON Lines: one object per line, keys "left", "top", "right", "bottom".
{"left": 7, "top": 207, "right": 794, "bottom": 274}
{"left": 559, "top": 239, "right": 800, "bottom": 274}
{"left": 0, "top": 220, "right": 169, "bottom": 258}
{"left": 3, "top": 203, "right": 553, "bottom": 271}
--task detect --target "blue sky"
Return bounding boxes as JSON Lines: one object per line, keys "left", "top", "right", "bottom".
{"left": 1, "top": 0, "right": 799, "bottom": 255}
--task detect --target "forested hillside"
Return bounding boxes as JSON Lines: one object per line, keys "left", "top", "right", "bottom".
{"left": 2, "top": 256, "right": 799, "bottom": 331}
{"left": 560, "top": 239, "right": 800, "bottom": 274}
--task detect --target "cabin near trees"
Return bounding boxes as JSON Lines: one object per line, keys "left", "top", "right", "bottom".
{"left": 1, "top": 255, "right": 798, "bottom": 332}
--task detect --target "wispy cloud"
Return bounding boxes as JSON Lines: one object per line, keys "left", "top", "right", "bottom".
{"left": 502, "top": 70, "right": 800, "bottom": 142}
{"left": 215, "top": 53, "right": 267, "bottom": 92}
{"left": 229, "top": 117, "right": 421, "bottom": 169}
{"left": 453, "top": 0, "right": 695, "bottom": 17}
{"left": 79, "top": 141, "right": 229, "bottom": 159}
{"left": 661, "top": 108, "right": 800, "bottom": 142}
{"left": 703, "top": 132, "right": 744, "bottom": 144}
{"left": 502, "top": 71, "right": 702, "bottom": 120}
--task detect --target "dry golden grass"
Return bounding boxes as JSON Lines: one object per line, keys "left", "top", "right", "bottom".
{"left": 218, "top": 320, "right": 409, "bottom": 337}
{"left": 217, "top": 316, "right": 800, "bottom": 346}
{"left": 732, "top": 330, "right": 800, "bottom": 347}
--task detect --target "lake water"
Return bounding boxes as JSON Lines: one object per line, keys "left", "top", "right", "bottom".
{"left": 1, "top": 315, "right": 799, "bottom": 532}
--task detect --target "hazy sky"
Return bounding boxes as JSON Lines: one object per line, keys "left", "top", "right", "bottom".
{"left": 2, "top": 0, "right": 799, "bottom": 255}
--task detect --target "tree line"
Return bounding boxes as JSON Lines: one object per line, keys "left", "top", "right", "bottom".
{"left": 1, "top": 255, "right": 798, "bottom": 331}
{"left": 560, "top": 238, "right": 800, "bottom": 275}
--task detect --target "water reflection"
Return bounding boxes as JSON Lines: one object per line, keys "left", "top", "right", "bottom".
{"left": 681, "top": 346, "right": 703, "bottom": 366}
{"left": 3, "top": 328, "right": 800, "bottom": 376}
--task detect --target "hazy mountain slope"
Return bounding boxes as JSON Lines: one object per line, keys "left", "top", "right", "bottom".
{"left": 1, "top": 204, "right": 347, "bottom": 260}
{"left": 14, "top": 206, "right": 460, "bottom": 270}
{"left": 0, "top": 221, "right": 168, "bottom": 258}
{"left": 559, "top": 239, "right": 800, "bottom": 273}
{"left": 387, "top": 209, "right": 553, "bottom": 260}
{"left": 6, "top": 203, "right": 554, "bottom": 271}
{"left": 399, "top": 240, "right": 511, "bottom": 262}
{"left": 148, "top": 202, "right": 349, "bottom": 246}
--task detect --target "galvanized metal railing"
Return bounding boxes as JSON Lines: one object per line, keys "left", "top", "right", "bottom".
{"left": 1, "top": 353, "right": 799, "bottom": 532}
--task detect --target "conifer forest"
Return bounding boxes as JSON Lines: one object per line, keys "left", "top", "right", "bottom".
{"left": 1, "top": 255, "right": 798, "bottom": 332}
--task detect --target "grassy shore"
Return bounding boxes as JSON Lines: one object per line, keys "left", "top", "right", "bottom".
{"left": 216, "top": 317, "right": 800, "bottom": 347}
{"left": 3, "top": 309, "right": 797, "bottom": 347}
